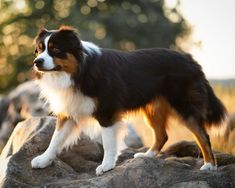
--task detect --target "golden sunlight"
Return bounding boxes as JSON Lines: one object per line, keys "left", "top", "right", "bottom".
{"left": 15, "top": 0, "right": 26, "bottom": 11}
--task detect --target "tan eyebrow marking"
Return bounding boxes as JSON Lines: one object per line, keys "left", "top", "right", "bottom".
{"left": 39, "top": 42, "right": 43, "bottom": 49}
{"left": 36, "top": 42, "right": 44, "bottom": 54}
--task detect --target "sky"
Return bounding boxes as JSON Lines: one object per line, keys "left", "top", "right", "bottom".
{"left": 166, "top": 0, "right": 235, "bottom": 79}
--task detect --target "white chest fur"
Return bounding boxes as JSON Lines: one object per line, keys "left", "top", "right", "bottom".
{"left": 37, "top": 72, "right": 96, "bottom": 122}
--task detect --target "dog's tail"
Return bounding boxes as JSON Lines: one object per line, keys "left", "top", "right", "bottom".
{"left": 186, "top": 54, "right": 227, "bottom": 130}
{"left": 204, "top": 82, "right": 227, "bottom": 130}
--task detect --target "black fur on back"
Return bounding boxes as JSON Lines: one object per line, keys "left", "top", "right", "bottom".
{"left": 75, "top": 48, "right": 227, "bottom": 128}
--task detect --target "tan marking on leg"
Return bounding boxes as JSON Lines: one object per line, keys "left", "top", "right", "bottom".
{"left": 186, "top": 117, "right": 215, "bottom": 165}
{"left": 143, "top": 97, "right": 171, "bottom": 153}
{"left": 56, "top": 113, "right": 70, "bottom": 130}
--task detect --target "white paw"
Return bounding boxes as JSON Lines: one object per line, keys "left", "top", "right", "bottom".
{"left": 200, "top": 162, "right": 217, "bottom": 171}
{"left": 31, "top": 154, "right": 54, "bottom": 169}
{"left": 134, "top": 152, "right": 147, "bottom": 158}
{"left": 134, "top": 150, "right": 157, "bottom": 158}
{"left": 96, "top": 162, "right": 115, "bottom": 176}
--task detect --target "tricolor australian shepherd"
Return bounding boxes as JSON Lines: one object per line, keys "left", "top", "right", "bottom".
{"left": 31, "top": 26, "right": 226, "bottom": 175}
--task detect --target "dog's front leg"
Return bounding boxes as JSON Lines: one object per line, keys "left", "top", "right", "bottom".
{"left": 96, "top": 123, "right": 123, "bottom": 176}
{"left": 31, "top": 116, "right": 75, "bottom": 168}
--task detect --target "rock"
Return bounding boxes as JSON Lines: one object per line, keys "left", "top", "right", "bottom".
{"left": 8, "top": 81, "right": 48, "bottom": 118}
{"left": 0, "top": 81, "right": 47, "bottom": 153}
{"left": 1, "top": 116, "right": 235, "bottom": 188}
{"left": 0, "top": 96, "right": 10, "bottom": 151}
{"left": 169, "top": 181, "right": 211, "bottom": 188}
{"left": 0, "top": 116, "right": 104, "bottom": 187}
{"left": 0, "top": 81, "right": 49, "bottom": 152}
{"left": 125, "top": 124, "right": 143, "bottom": 149}
{"left": 0, "top": 96, "right": 9, "bottom": 125}
{"left": 163, "top": 140, "right": 202, "bottom": 158}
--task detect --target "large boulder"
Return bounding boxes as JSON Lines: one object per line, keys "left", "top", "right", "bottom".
{"left": 0, "top": 116, "right": 235, "bottom": 188}
{"left": 0, "top": 81, "right": 48, "bottom": 152}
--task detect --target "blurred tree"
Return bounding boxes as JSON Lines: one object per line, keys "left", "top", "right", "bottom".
{"left": 0, "top": 0, "right": 189, "bottom": 93}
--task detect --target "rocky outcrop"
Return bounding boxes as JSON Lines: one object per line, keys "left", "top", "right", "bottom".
{"left": 0, "top": 81, "right": 48, "bottom": 152}
{"left": 0, "top": 116, "right": 235, "bottom": 188}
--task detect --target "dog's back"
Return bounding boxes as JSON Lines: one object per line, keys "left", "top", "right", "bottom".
{"left": 79, "top": 48, "right": 226, "bottom": 127}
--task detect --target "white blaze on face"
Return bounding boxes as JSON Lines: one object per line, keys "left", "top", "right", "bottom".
{"left": 34, "top": 35, "right": 55, "bottom": 70}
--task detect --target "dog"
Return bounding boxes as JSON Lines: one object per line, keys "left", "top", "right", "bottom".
{"left": 31, "top": 26, "right": 226, "bottom": 175}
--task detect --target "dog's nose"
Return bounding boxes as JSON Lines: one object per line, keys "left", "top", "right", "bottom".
{"left": 34, "top": 58, "right": 44, "bottom": 68}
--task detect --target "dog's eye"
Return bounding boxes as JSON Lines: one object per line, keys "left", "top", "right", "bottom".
{"left": 51, "top": 47, "right": 61, "bottom": 53}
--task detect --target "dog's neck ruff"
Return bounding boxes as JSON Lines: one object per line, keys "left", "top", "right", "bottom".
{"left": 39, "top": 71, "right": 74, "bottom": 89}
{"left": 37, "top": 71, "right": 96, "bottom": 120}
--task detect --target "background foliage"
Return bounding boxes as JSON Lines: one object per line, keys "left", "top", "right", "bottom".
{"left": 0, "top": 0, "right": 189, "bottom": 93}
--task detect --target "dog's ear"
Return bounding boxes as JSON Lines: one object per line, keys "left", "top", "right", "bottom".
{"left": 59, "top": 25, "right": 78, "bottom": 32}
{"left": 36, "top": 28, "right": 48, "bottom": 39}
{"left": 49, "top": 26, "right": 84, "bottom": 66}
{"left": 57, "top": 25, "right": 83, "bottom": 53}
{"left": 58, "top": 26, "right": 80, "bottom": 44}
{"left": 34, "top": 28, "right": 48, "bottom": 46}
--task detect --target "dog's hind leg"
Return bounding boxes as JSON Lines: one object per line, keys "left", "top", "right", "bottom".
{"left": 31, "top": 115, "right": 76, "bottom": 168}
{"left": 134, "top": 97, "right": 170, "bottom": 158}
{"left": 185, "top": 117, "right": 216, "bottom": 170}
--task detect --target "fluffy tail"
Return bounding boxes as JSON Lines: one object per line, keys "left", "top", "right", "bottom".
{"left": 205, "top": 83, "right": 227, "bottom": 127}
{"left": 185, "top": 54, "right": 227, "bottom": 129}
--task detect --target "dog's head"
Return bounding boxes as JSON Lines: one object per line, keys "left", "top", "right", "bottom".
{"left": 33, "top": 26, "right": 83, "bottom": 75}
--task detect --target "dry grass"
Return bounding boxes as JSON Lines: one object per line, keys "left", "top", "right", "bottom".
{"left": 129, "top": 84, "right": 235, "bottom": 155}
{"left": 214, "top": 84, "right": 235, "bottom": 113}
{"left": 211, "top": 84, "right": 235, "bottom": 155}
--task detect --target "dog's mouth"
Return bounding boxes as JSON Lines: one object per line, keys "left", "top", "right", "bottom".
{"left": 33, "top": 64, "right": 62, "bottom": 72}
